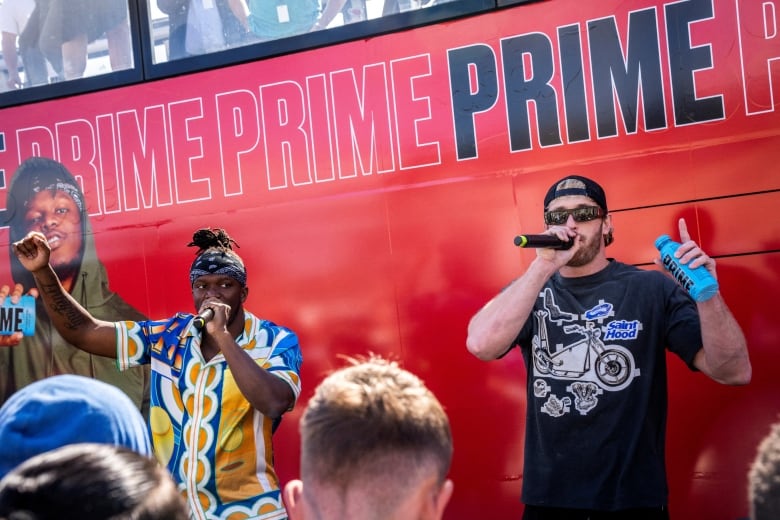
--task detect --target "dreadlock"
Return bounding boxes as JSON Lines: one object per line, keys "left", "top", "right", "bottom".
{"left": 187, "top": 228, "right": 240, "bottom": 255}
{"left": 187, "top": 228, "right": 246, "bottom": 286}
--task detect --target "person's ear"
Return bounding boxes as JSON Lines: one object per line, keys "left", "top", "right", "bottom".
{"left": 241, "top": 286, "right": 248, "bottom": 302}
{"left": 283, "top": 480, "right": 304, "bottom": 520}
{"left": 603, "top": 214, "right": 614, "bottom": 246}
{"left": 416, "top": 477, "right": 454, "bottom": 520}
{"left": 432, "top": 479, "right": 454, "bottom": 519}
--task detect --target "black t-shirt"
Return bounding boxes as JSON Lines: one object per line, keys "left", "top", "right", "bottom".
{"left": 514, "top": 260, "right": 702, "bottom": 510}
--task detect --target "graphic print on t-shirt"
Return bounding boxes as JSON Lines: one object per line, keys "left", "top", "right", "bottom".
{"left": 532, "top": 288, "right": 641, "bottom": 416}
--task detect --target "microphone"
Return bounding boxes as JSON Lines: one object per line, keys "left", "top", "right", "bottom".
{"left": 513, "top": 234, "right": 574, "bottom": 250}
{"left": 192, "top": 308, "right": 214, "bottom": 330}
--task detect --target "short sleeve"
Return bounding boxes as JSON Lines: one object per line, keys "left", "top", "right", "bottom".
{"left": 663, "top": 280, "right": 703, "bottom": 369}
{"left": 115, "top": 320, "right": 152, "bottom": 370}
{"left": 264, "top": 326, "right": 303, "bottom": 402}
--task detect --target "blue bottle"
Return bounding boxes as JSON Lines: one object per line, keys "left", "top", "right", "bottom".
{"left": 655, "top": 235, "right": 719, "bottom": 302}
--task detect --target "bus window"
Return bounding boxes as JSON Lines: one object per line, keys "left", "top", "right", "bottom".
{"left": 148, "top": 0, "right": 460, "bottom": 64}
{"left": 0, "top": 0, "right": 134, "bottom": 90}
{"left": 309, "top": 0, "right": 460, "bottom": 32}
{"left": 152, "top": 0, "right": 252, "bottom": 61}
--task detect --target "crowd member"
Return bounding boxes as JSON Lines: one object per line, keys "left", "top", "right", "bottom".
{"left": 0, "top": 374, "right": 151, "bottom": 479}
{"left": 466, "top": 174, "right": 751, "bottom": 519}
{"left": 0, "top": 0, "right": 49, "bottom": 89}
{"left": 12, "top": 227, "right": 302, "bottom": 520}
{"left": 156, "top": 0, "right": 189, "bottom": 59}
{"left": 283, "top": 355, "right": 453, "bottom": 520}
{"left": 0, "top": 156, "right": 149, "bottom": 416}
{"left": 246, "top": 0, "right": 319, "bottom": 40}
{"left": 158, "top": 0, "right": 251, "bottom": 59}
{"left": 0, "top": 443, "right": 189, "bottom": 520}
{"left": 19, "top": 0, "right": 131, "bottom": 80}
{"left": 749, "top": 421, "right": 780, "bottom": 520}
{"left": 309, "top": 0, "right": 348, "bottom": 32}
{"left": 381, "top": 0, "right": 453, "bottom": 15}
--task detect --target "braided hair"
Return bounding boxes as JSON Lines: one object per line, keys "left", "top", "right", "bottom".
{"left": 187, "top": 228, "right": 240, "bottom": 254}
{"left": 187, "top": 228, "right": 246, "bottom": 286}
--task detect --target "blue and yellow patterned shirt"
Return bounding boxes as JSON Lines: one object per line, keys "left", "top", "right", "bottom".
{"left": 115, "top": 311, "right": 302, "bottom": 520}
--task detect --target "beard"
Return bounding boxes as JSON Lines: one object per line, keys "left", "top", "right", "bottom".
{"left": 566, "top": 222, "right": 605, "bottom": 267}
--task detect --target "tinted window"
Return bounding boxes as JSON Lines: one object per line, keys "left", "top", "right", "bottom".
{"left": 0, "top": 0, "right": 133, "bottom": 91}
{"left": 148, "top": 0, "right": 459, "bottom": 64}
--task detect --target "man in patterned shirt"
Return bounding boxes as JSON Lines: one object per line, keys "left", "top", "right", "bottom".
{"left": 12, "top": 227, "right": 302, "bottom": 520}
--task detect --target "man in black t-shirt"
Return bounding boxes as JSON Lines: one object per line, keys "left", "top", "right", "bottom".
{"left": 466, "top": 175, "right": 751, "bottom": 520}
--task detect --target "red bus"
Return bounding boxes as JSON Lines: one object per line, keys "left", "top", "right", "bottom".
{"left": 1, "top": 0, "right": 778, "bottom": 518}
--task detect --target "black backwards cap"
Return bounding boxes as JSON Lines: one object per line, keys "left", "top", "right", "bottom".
{"left": 543, "top": 175, "right": 608, "bottom": 213}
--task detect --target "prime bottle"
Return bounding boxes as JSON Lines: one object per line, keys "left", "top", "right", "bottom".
{"left": 655, "top": 235, "right": 719, "bottom": 302}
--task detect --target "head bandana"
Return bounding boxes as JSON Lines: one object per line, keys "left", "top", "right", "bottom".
{"left": 27, "top": 174, "right": 85, "bottom": 214}
{"left": 189, "top": 249, "right": 247, "bottom": 287}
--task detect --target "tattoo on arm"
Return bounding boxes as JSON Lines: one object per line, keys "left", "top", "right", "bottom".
{"left": 42, "top": 282, "right": 87, "bottom": 330}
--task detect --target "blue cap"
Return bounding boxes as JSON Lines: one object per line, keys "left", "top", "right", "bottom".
{"left": 0, "top": 375, "right": 151, "bottom": 478}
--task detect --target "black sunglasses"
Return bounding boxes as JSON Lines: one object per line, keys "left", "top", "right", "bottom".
{"left": 544, "top": 206, "right": 604, "bottom": 225}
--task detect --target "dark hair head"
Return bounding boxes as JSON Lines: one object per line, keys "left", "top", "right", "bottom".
{"left": 187, "top": 228, "right": 240, "bottom": 255}
{"left": 4, "top": 158, "right": 86, "bottom": 233}
{"left": 187, "top": 228, "right": 246, "bottom": 287}
{"left": 4, "top": 157, "right": 88, "bottom": 287}
{"left": 0, "top": 443, "right": 189, "bottom": 520}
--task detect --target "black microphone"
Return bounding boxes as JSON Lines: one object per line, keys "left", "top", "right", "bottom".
{"left": 513, "top": 234, "right": 574, "bottom": 250}
{"left": 192, "top": 308, "right": 214, "bottom": 330}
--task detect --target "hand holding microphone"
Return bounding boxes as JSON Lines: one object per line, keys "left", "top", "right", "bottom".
{"left": 513, "top": 234, "right": 574, "bottom": 250}
{"left": 193, "top": 308, "right": 214, "bottom": 330}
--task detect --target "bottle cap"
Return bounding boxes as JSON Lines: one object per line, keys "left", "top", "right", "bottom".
{"left": 654, "top": 234, "right": 672, "bottom": 249}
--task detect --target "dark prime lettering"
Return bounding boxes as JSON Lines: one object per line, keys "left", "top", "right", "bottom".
{"left": 662, "top": 254, "right": 694, "bottom": 292}
{"left": 0, "top": 307, "right": 23, "bottom": 333}
{"left": 447, "top": 2, "right": 724, "bottom": 158}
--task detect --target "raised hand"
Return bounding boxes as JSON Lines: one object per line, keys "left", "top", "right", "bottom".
{"left": 675, "top": 218, "right": 718, "bottom": 279}
{"left": 12, "top": 232, "right": 52, "bottom": 274}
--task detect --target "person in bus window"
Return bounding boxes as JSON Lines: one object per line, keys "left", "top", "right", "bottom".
{"left": 0, "top": 0, "right": 50, "bottom": 88}
{"left": 749, "top": 420, "right": 780, "bottom": 520}
{"left": 0, "top": 156, "right": 150, "bottom": 418}
{"left": 19, "top": 0, "right": 132, "bottom": 80}
{"left": 283, "top": 355, "right": 454, "bottom": 520}
{"left": 247, "top": 0, "right": 320, "bottom": 40}
{"left": 380, "top": 0, "right": 451, "bottom": 16}
{"left": 12, "top": 226, "right": 302, "bottom": 520}
{"left": 310, "top": 0, "right": 385, "bottom": 32}
{"left": 158, "top": 0, "right": 252, "bottom": 60}
{"left": 157, "top": 0, "right": 191, "bottom": 59}
{"left": 466, "top": 175, "right": 751, "bottom": 520}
